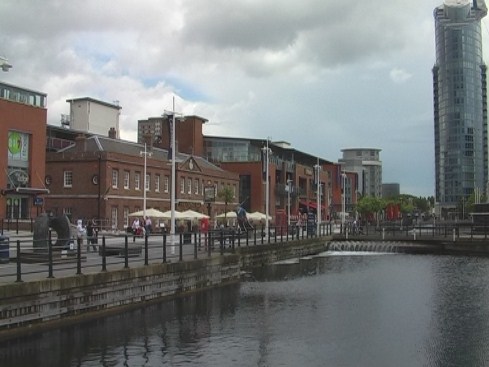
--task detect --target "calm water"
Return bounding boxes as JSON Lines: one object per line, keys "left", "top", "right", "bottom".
{"left": 2, "top": 250, "right": 489, "bottom": 367}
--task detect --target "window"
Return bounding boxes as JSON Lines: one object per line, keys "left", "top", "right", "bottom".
{"left": 64, "top": 171, "right": 73, "bottom": 188}
{"left": 111, "top": 207, "right": 118, "bottom": 230}
{"left": 164, "top": 176, "right": 169, "bottom": 193}
{"left": 124, "top": 171, "right": 130, "bottom": 189}
{"left": 187, "top": 178, "right": 192, "bottom": 194}
{"left": 194, "top": 179, "right": 199, "bottom": 195}
{"left": 63, "top": 207, "right": 72, "bottom": 217}
{"left": 135, "top": 172, "right": 140, "bottom": 190}
{"left": 155, "top": 175, "right": 160, "bottom": 192}
{"left": 180, "top": 177, "right": 185, "bottom": 194}
{"left": 123, "top": 207, "right": 129, "bottom": 228}
{"left": 112, "top": 169, "right": 119, "bottom": 188}
{"left": 145, "top": 173, "right": 150, "bottom": 191}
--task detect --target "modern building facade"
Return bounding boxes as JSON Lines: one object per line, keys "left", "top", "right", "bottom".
{"left": 203, "top": 137, "right": 334, "bottom": 221}
{"left": 136, "top": 115, "right": 353, "bottom": 220}
{"left": 0, "top": 81, "right": 49, "bottom": 220}
{"left": 338, "top": 148, "right": 382, "bottom": 198}
{"left": 433, "top": 0, "right": 488, "bottom": 208}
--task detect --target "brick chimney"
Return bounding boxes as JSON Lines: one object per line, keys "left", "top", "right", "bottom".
{"left": 75, "top": 134, "right": 87, "bottom": 152}
{"left": 108, "top": 127, "right": 117, "bottom": 139}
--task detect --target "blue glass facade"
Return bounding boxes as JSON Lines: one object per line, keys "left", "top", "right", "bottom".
{"left": 433, "top": 0, "right": 488, "bottom": 206}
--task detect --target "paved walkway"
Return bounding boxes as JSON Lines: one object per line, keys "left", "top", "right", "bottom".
{"left": 0, "top": 230, "right": 217, "bottom": 285}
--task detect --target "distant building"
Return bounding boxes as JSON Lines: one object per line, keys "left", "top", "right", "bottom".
{"left": 339, "top": 148, "right": 382, "bottom": 198}
{"left": 137, "top": 115, "right": 206, "bottom": 157}
{"left": 137, "top": 117, "right": 359, "bottom": 221}
{"left": 382, "top": 183, "right": 400, "bottom": 198}
{"left": 66, "top": 97, "right": 121, "bottom": 138}
{"left": 0, "top": 81, "right": 49, "bottom": 220}
{"left": 433, "top": 0, "right": 488, "bottom": 209}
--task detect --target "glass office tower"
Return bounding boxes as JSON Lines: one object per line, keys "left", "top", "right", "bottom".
{"left": 433, "top": 0, "right": 488, "bottom": 208}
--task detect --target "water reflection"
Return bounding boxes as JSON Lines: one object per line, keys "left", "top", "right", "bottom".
{"left": 427, "top": 256, "right": 489, "bottom": 367}
{"left": 2, "top": 252, "right": 489, "bottom": 366}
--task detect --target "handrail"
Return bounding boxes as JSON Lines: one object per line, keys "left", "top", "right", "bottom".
{"left": 0, "top": 223, "right": 333, "bottom": 285}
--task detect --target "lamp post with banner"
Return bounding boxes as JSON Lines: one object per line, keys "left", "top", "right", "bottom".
{"left": 342, "top": 171, "right": 347, "bottom": 234}
{"left": 140, "top": 143, "right": 152, "bottom": 219}
{"left": 261, "top": 139, "right": 272, "bottom": 239}
{"left": 287, "top": 179, "right": 292, "bottom": 227}
{"left": 164, "top": 97, "right": 184, "bottom": 246}
{"left": 314, "top": 159, "right": 321, "bottom": 236}
{"left": 204, "top": 183, "right": 215, "bottom": 219}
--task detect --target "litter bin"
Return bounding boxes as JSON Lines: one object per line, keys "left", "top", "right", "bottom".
{"left": 0, "top": 235, "right": 10, "bottom": 264}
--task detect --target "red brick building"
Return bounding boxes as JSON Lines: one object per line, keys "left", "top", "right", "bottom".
{"left": 45, "top": 133, "right": 239, "bottom": 230}
{"left": 0, "top": 82, "right": 48, "bottom": 221}
{"left": 139, "top": 115, "right": 359, "bottom": 223}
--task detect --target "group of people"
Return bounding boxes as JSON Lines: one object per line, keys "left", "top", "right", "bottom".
{"left": 76, "top": 219, "right": 98, "bottom": 252}
{"left": 131, "top": 216, "right": 153, "bottom": 236}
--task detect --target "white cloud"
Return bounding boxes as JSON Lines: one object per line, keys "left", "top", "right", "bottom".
{"left": 0, "top": 0, "right": 444, "bottom": 196}
{"left": 390, "top": 68, "right": 413, "bottom": 83}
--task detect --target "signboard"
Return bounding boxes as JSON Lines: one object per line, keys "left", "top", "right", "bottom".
{"left": 8, "top": 169, "right": 29, "bottom": 187}
{"left": 307, "top": 211, "right": 316, "bottom": 235}
{"left": 8, "top": 131, "right": 29, "bottom": 161}
{"left": 34, "top": 197, "right": 44, "bottom": 206}
{"left": 204, "top": 186, "right": 215, "bottom": 203}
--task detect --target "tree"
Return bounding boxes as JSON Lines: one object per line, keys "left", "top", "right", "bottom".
{"left": 217, "top": 186, "right": 235, "bottom": 222}
{"left": 356, "top": 196, "right": 386, "bottom": 226}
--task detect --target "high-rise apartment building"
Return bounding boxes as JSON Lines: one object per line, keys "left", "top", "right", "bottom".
{"left": 433, "top": 0, "right": 488, "bottom": 208}
{"left": 338, "top": 148, "right": 382, "bottom": 198}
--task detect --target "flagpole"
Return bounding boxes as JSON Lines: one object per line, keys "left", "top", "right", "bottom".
{"left": 265, "top": 139, "right": 269, "bottom": 239}
{"left": 261, "top": 139, "right": 271, "bottom": 240}
{"left": 170, "top": 97, "right": 176, "bottom": 244}
{"left": 316, "top": 157, "right": 321, "bottom": 236}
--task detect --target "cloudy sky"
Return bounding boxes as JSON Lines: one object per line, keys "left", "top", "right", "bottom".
{"left": 2, "top": 0, "right": 485, "bottom": 197}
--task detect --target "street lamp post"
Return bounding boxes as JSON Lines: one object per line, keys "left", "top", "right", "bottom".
{"left": 287, "top": 179, "right": 292, "bottom": 227}
{"left": 342, "top": 172, "right": 347, "bottom": 234}
{"left": 140, "top": 143, "right": 152, "bottom": 218}
{"left": 315, "top": 160, "right": 321, "bottom": 236}
{"left": 261, "top": 139, "right": 272, "bottom": 239}
{"left": 164, "top": 98, "right": 183, "bottom": 247}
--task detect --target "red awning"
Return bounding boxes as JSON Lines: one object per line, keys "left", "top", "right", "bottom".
{"left": 299, "top": 201, "right": 325, "bottom": 210}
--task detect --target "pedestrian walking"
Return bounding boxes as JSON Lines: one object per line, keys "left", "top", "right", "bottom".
{"left": 86, "top": 219, "right": 97, "bottom": 252}
{"left": 76, "top": 219, "right": 86, "bottom": 248}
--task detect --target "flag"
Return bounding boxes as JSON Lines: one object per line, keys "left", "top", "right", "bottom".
{"left": 261, "top": 146, "right": 267, "bottom": 181}
{"left": 167, "top": 114, "right": 173, "bottom": 160}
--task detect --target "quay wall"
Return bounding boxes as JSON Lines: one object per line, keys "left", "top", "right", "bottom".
{"left": 237, "top": 238, "right": 330, "bottom": 268}
{"left": 0, "top": 255, "right": 240, "bottom": 340}
{"left": 0, "top": 238, "right": 330, "bottom": 340}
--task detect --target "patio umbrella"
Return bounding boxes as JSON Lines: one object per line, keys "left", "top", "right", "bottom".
{"left": 248, "top": 211, "right": 272, "bottom": 221}
{"left": 160, "top": 210, "right": 186, "bottom": 219}
{"left": 128, "top": 208, "right": 167, "bottom": 218}
{"left": 181, "top": 209, "right": 209, "bottom": 219}
{"left": 216, "top": 211, "right": 238, "bottom": 219}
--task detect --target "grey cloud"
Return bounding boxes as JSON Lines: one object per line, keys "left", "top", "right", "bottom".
{"left": 180, "top": 0, "right": 421, "bottom": 72}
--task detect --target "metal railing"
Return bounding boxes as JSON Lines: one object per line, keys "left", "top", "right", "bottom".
{"left": 0, "top": 223, "right": 333, "bottom": 284}
{"left": 336, "top": 221, "right": 489, "bottom": 241}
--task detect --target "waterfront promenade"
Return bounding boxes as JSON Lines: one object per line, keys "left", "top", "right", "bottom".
{"left": 0, "top": 225, "right": 332, "bottom": 285}
{"left": 2, "top": 221, "right": 489, "bottom": 285}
